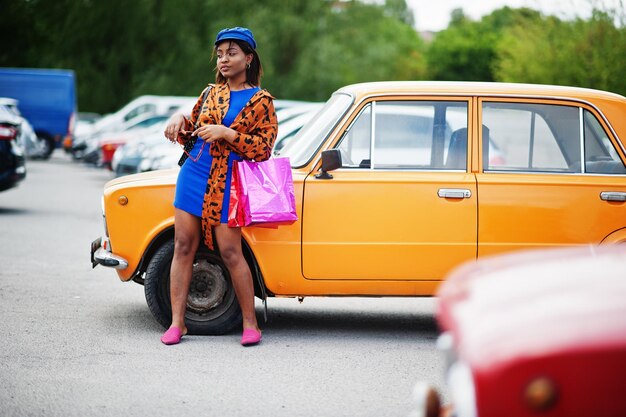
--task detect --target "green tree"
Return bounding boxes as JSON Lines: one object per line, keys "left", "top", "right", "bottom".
{"left": 495, "top": 6, "right": 626, "bottom": 95}
{"left": 1, "top": 0, "right": 425, "bottom": 111}
{"left": 286, "top": 0, "right": 426, "bottom": 100}
{"left": 384, "top": 0, "right": 415, "bottom": 27}
{"left": 426, "top": 7, "right": 541, "bottom": 82}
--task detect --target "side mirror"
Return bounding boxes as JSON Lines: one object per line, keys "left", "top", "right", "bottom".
{"left": 315, "top": 149, "right": 342, "bottom": 179}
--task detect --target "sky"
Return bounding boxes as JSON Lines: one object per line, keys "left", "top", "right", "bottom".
{"left": 403, "top": 0, "right": 624, "bottom": 31}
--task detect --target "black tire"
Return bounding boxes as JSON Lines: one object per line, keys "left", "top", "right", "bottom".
{"left": 144, "top": 239, "right": 242, "bottom": 335}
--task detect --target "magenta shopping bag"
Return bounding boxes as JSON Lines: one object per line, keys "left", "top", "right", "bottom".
{"left": 230, "top": 157, "right": 297, "bottom": 227}
{"left": 227, "top": 164, "right": 245, "bottom": 228}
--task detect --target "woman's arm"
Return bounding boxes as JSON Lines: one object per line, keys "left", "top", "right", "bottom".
{"left": 226, "top": 97, "right": 278, "bottom": 161}
{"left": 192, "top": 96, "right": 278, "bottom": 161}
{"left": 164, "top": 85, "right": 211, "bottom": 144}
{"left": 227, "top": 120, "right": 277, "bottom": 161}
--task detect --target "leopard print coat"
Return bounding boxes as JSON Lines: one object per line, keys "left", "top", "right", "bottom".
{"left": 177, "top": 82, "right": 278, "bottom": 250}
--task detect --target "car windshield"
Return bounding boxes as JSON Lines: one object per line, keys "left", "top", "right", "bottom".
{"left": 277, "top": 92, "right": 353, "bottom": 167}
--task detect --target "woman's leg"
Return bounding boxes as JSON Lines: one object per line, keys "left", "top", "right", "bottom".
{"left": 213, "top": 223, "right": 260, "bottom": 332}
{"left": 168, "top": 208, "right": 202, "bottom": 334}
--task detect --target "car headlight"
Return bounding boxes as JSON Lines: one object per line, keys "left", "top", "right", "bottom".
{"left": 447, "top": 360, "right": 477, "bottom": 417}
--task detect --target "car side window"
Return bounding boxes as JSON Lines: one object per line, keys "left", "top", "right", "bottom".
{"left": 337, "top": 101, "right": 468, "bottom": 170}
{"left": 124, "top": 104, "right": 156, "bottom": 122}
{"left": 482, "top": 102, "right": 626, "bottom": 174}
{"left": 584, "top": 110, "right": 626, "bottom": 174}
{"left": 338, "top": 104, "right": 372, "bottom": 168}
{"left": 482, "top": 102, "right": 579, "bottom": 172}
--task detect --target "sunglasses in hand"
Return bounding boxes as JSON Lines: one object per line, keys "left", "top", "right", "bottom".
{"left": 179, "top": 131, "right": 205, "bottom": 163}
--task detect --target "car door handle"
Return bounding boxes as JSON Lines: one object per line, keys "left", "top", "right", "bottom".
{"left": 438, "top": 188, "right": 472, "bottom": 199}
{"left": 600, "top": 191, "right": 626, "bottom": 202}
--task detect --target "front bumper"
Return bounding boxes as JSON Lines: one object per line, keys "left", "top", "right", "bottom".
{"left": 91, "top": 236, "right": 128, "bottom": 269}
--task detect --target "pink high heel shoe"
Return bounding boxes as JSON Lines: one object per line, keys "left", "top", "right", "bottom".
{"left": 161, "top": 327, "right": 184, "bottom": 345}
{"left": 241, "top": 328, "right": 262, "bottom": 346}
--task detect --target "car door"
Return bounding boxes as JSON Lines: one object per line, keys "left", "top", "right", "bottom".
{"left": 476, "top": 98, "right": 626, "bottom": 257}
{"left": 301, "top": 98, "right": 478, "bottom": 280}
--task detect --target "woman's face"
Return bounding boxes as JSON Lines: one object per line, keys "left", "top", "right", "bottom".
{"left": 216, "top": 41, "right": 251, "bottom": 81}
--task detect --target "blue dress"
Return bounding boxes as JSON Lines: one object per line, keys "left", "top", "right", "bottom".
{"left": 174, "top": 87, "right": 260, "bottom": 221}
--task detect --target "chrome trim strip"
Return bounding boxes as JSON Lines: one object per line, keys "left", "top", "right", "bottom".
{"left": 579, "top": 107, "right": 585, "bottom": 174}
{"left": 482, "top": 169, "right": 626, "bottom": 177}
{"left": 370, "top": 101, "right": 376, "bottom": 170}
{"left": 334, "top": 167, "right": 626, "bottom": 176}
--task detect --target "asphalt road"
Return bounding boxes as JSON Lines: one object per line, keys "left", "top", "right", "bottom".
{"left": 0, "top": 151, "right": 445, "bottom": 417}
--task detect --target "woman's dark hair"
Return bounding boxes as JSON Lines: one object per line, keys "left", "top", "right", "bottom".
{"left": 214, "top": 40, "right": 263, "bottom": 86}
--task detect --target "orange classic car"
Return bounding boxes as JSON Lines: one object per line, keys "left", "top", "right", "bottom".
{"left": 91, "top": 81, "right": 626, "bottom": 334}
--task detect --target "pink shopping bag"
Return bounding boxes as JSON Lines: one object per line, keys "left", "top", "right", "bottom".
{"left": 228, "top": 157, "right": 297, "bottom": 228}
{"left": 227, "top": 164, "right": 245, "bottom": 228}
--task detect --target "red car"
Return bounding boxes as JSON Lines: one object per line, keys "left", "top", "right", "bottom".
{"left": 413, "top": 245, "right": 626, "bottom": 417}
{"left": 99, "top": 115, "right": 169, "bottom": 169}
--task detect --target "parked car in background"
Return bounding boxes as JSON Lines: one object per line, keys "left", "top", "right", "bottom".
{"left": 273, "top": 103, "right": 323, "bottom": 153}
{"left": 273, "top": 99, "right": 317, "bottom": 112}
{"left": 80, "top": 113, "right": 174, "bottom": 166}
{"left": 89, "top": 95, "right": 194, "bottom": 135}
{"left": 275, "top": 101, "right": 323, "bottom": 123}
{"left": 0, "top": 104, "right": 26, "bottom": 191}
{"left": 62, "top": 112, "right": 101, "bottom": 153}
{"left": 112, "top": 102, "right": 325, "bottom": 176}
{"left": 0, "top": 68, "right": 76, "bottom": 159}
{"left": 0, "top": 97, "right": 45, "bottom": 159}
{"left": 98, "top": 114, "right": 170, "bottom": 169}
{"left": 412, "top": 245, "right": 626, "bottom": 417}
{"left": 111, "top": 127, "right": 180, "bottom": 176}
{"left": 71, "top": 96, "right": 194, "bottom": 160}
{"left": 91, "top": 81, "right": 626, "bottom": 335}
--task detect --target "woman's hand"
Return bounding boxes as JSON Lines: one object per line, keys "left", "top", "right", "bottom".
{"left": 193, "top": 124, "right": 237, "bottom": 144}
{"left": 164, "top": 113, "right": 186, "bottom": 142}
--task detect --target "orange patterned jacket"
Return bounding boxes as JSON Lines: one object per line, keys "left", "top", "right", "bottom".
{"left": 177, "top": 82, "right": 278, "bottom": 250}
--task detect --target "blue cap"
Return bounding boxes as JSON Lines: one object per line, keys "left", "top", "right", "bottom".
{"left": 214, "top": 27, "right": 257, "bottom": 50}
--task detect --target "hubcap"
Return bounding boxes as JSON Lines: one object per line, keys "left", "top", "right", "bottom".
{"left": 187, "top": 259, "right": 228, "bottom": 314}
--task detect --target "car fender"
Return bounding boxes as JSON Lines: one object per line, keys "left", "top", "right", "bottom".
{"left": 131, "top": 224, "right": 176, "bottom": 284}
{"left": 132, "top": 225, "right": 269, "bottom": 299}
{"left": 601, "top": 227, "right": 626, "bottom": 244}
{"left": 113, "top": 215, "right": 175, "bottom": 282}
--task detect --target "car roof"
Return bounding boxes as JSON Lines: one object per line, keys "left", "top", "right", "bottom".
{"left": 0, "top": 97, "right": 18, "bottom": 106}
{"left": 336, "top": 81, "right": 626, "bottom": 103}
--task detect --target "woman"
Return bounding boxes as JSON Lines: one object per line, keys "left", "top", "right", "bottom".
{"left": 162, "top": 27, "right": 277, "bottom": 346}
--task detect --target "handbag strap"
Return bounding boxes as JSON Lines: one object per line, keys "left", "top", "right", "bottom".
{"left": 195, "top": 85, "right": 213, "bottom": 129}
{"left": 178, "top": 84, "right": 213, "bottom": 167}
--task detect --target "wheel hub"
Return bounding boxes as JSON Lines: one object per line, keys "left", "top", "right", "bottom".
{"left": 187, "top": 259, "right": 227, "bottom": 314}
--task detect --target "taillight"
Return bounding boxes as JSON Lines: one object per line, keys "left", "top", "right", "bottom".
{"left": 0, "top": 125, "right": 17, "bottom": 140}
